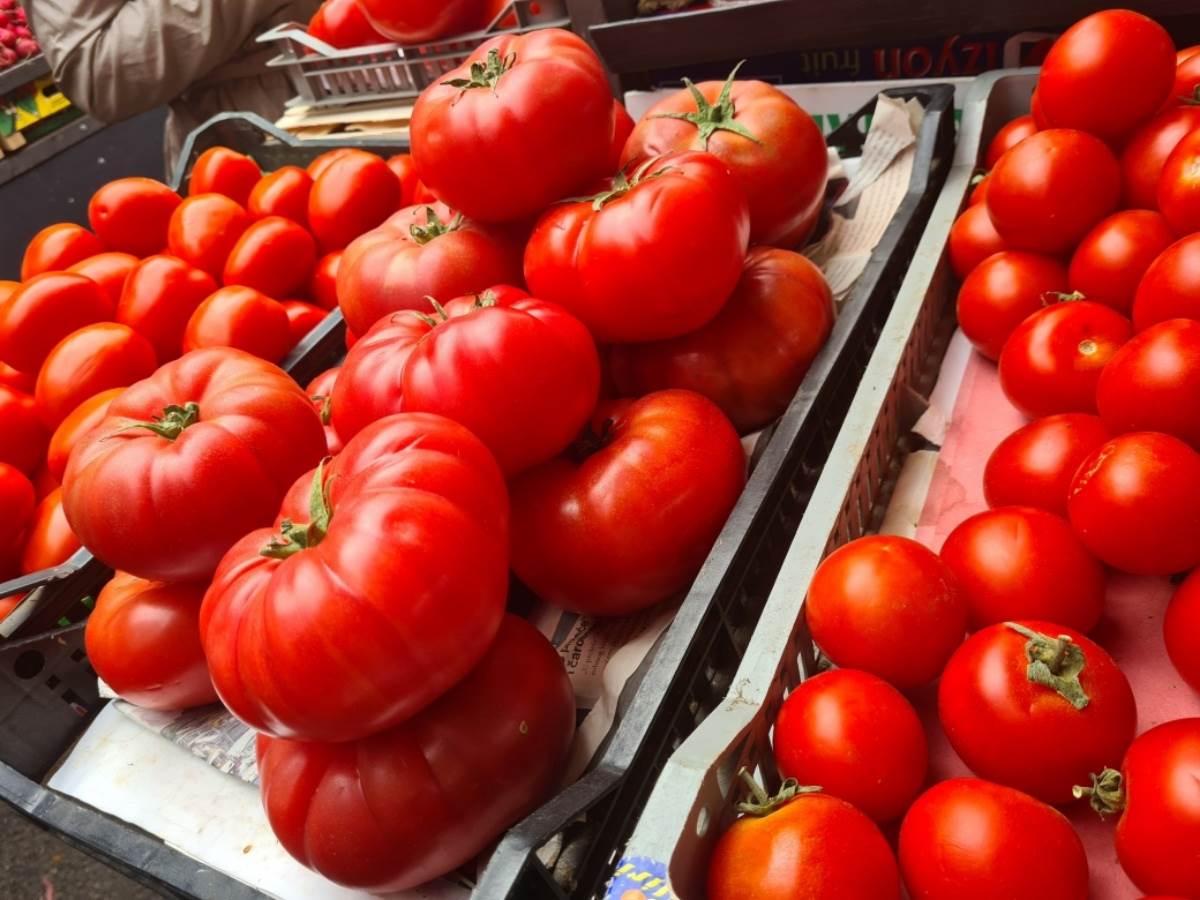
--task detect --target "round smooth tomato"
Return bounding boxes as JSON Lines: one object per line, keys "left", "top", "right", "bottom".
{"left": 20, "top": 223, "right": 103, "bottom": 281}
{"left": 948, "top": 203, "right": 1007, "bottom": 280}
{"left": 1159, "top": 128, "right": 1200, "bottom": 235}
{"left": 116, "top": 255, "right": 219, "bottom": 363}
{"left": 525, "top": 151, "right": 750, "bottom": 343}
{"left": 247, "top": 166, "right": 313, "bottom": 227}
{"left": 1133, "top": 234, "right": 1200, "bottom": 329}
{"left": 956, "top": 251, "right": 1068, "bottom": 360}
{"left": 1068, "top": 431, "right": 1200, "bottom": 575}
{"left": 166, "top": 193, "right": 251, "bottom": 279}
{"left": 256, "top": 614, "right": 572, "bottom": 891}
{"left": 997, "top": 299, "right": 1131, "bottom": 418}
{"left": 280, "top": 300, "right": 326, "bottom": 350}
{"left": 187, "top": 147, "right": 261, "bottom": 207}
{"left": 67, "top": 252, "right": 138, "bottom": 308}
{"left": 609, "top": 99, "right": 635, "bottom": 171}
{"left": 0, "top": 361, "right": 33, "bottom": 395}
{"left": 0, "top": 386, "right": 49, "bottom": 477}
{"left": 357, "top": 0, "right": 491, "bottom": 42}
{"left": 983, "top": 114, "right": 1037, "bottom": 168}
{"left": 0, "top": 462, "right": 35, "bottom": 579}
{"left": 87, "top": 177, "right": 181, "bottom": 256}
{"left": 1098, "top": 319, "right": 1200, "bottom": 449}
{"left": 19, "top": 488, "right": 81, "bottom": 573}
{"left": 608, "top": 247, "right": 834, "bottom": 434}
{"left": 1036, "top": 9, "right": 1174, "bottom": 141}
{"left": 969, "top": 173, "right": 989, "bottom": 206}
{"left": 46, "top": 387, "right": 123, "bottom": 481}
{"left": 307, "top": 149, "right": 401, "bottom": 251}
{"left": 308, "top": 251, "right": 341, "bottom": 311}
{"left": 62, "top": 347, "right": 326, "bottom": 583}
{"left": 510, "top": 390, "right": 745, "bottom": 616}
{"left": 899, "top": 778, "right": 1089, "bottom": 900}
{"left": 805, "top": 535, "right": 967, "bottom": 688}
{"left": 1165, "top": 568, "right": 1200, "bottom": 692}
{"left": 774, "top": 668, "right": 926, "bottom": 823}
{"left": 385, "top": 153, "right": 419, "bottom": 206}
{"left": 182, "top": 287, "right": 291, "bottom": 363}
{"left": 1068, "top": 211, "right": 1175, "bottom": 315}
{"left": 222, "top": 216, "right": 317, "bottom": 299}
{"left": 1119, "top": 106, "right": 1200, "bottom": 208}
{"left": 308, "top": 0, "right": 388, "bottom": 47}
{"left": 1173, "top": 47, "right": 1200, "bottom": 104}
{"left": 986, "top": 129, "right": 1119, "bottom": 255}
{"left": 0, "top": 272, "right": 113, "bottom": 374}
{"left": 34, "top": 324, "right": 157, "bottom": 428}
{"left": 306, "top": 367, "right": 342, "bottom": 456}
{"left": 305, "top": 148, "right": 356, "bottom": 181}
{"left": 1031, "top": 87, "right": 1048, "bottom": 128}
{"left": 410, "top": 29, "right": 613, "bottom": 223}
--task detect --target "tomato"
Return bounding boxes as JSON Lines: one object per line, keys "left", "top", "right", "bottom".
{"left": 306, "top": 367, "right": 342, "bottom": 455}
{"left": 307, "top": 0, "right": 387, "bottom": 48}
{"left": 1165, "top": 569, "right": 1200, "bottom": 692}
{"left": 247, "top": 166, "right": 312, "bottom": 227}
{"left": 1159, "top": 128, "right": 1200, "bottom": 235}
{"left": 384, "top": 154, "right": 419, "bottom": 206}
{"left": 116, "top": 255, "right": 220, "bottom": 364}
{"left": 410, "top": 29, "right": 613, "bottom": 222}
{"left": 986, "top": 129, "right": 1119, "bottom": 255}
{"left": 1173, "top": 48, "right": 1200, "bottom": 105}
{"left": 708, "top": 776, "right": 900, "bottom": 900}
{"left": 899, "top": 779, "right": 1089, "bottom": 899}
{"left": 1068, "top": 431, "right": 1200, "bottom": 575}
{"left": 956, "top": 251, "right": 1068, "bottom": 361}
{"left": 222, "top": 216, "right": 316, "bottom": 299}
{"left": 280, "top": 301, "right": 327, "bottom": 350}
{"left": 997, "top": 299, "right": 1131, "bottom": 417}
{"left": 0, "top": 386, "right": 49, "bottom": 477}
{"left": 305, "top": 148, "right": 356, "bottom": 181}
{"left": 983, "top": 114, "right": 1037, "bottom": 169}
{"left": 46, "top": 388, "right": 123, "bottom": 482}
{"left": 411, "top": 178, "right": 437, "bottom": 204}
{"left": 181, "top": 287, "right": 290, "bottom": 363}
{"left": 308, "top": 251, "right": 341, "bottom": 311}
{"left": 66, "top": 252, "right": 138, "bottom": 309}
{"left": 608, "top": 247, "right": 834, "bottom": 434}
{"left": 525, "top": 152, "right": 749, "bottom": 342}
{"left": 1119, "top": 106, "right": 1200, "bottom": 209}
{"left": 948, "top": 204, "right": 1007, "bottom": 280}
{"left": 20, "top": 223, "right": 103, "bottom": 281}
{"left": 622, "top": 65, "right": 827, "bottom": 248}
{"left": 1031, "top": 87, "right": 1048, "bottom": 129}
{"left": 62, "top": 347, "right": 325, "bottom": 583}
{"left": 307, "top": 149, "right": 401, "bottom": 252}
{"left": 510, "top": 390, "right": 744, "bottom": 615}
{"left": 0, "top": 463, "right": 35, "bottom": 579}
{"left": 255, "top": 614, "right": 572, "bottom": 891}
{"left": 32, "top": 465, "right": 57, "bottom": 501}
{"left": 34, "top": 324, "right": 156, "bottom": 428}
{"left": 969, "top": 174, "right": 989, "bottom": 206}
{"left": 1037, "top": 9, "right": 1174, "bottom": 142}
{"left": 357, "top": 0, "right": 492, "bottom": 42}
{"left": 609, "top": 99, "right": 635, "bottom": 170}
{"left": 1068, "top": 211, "right": 1175, "bottom": 317}
{"left": 336, "top": 203, "right": 521, "bottom": 336}
{"left": 1132, "top": 234, "right": 1200, "bottom": 330}
{"left": 1098, "top": 319, "right": 1200, "bottom": 449}
{"left": 187, "top": 147, "right": 261, "bottom": 207}
{"left": 1076, "top": 719, "right": 1200, "bottom": 895}
{"left": 19, "top": 488, "right": 82, "bottom": 573}
{"left": 0, "top": 273, "right": 113, "bottom": 374}
{"left": 87, "top": 177, "right": 181, "bottom": 256}
{"left": 166, "top": 193, "right": 251, "bottom": 279}
{"left": 0, "top": 361, "right": 33, "bottom": 395}
{"left": 773, "top": 669, "right": 926, "bottom": 823}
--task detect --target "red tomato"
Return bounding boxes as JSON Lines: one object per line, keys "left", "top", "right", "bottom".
{"left": 307, "top": 0, "right": 387, "bottom": 47}
{"left": 182, "top": 287, "right": 291, "bottom": 363}
{"left": 1037, "top": 9, "right": 1174, "bottom": 142}
{"left": 308, "top": 251, "right": 341, "bottom": 311}
{"left": 46, "top": 387, "right": 124, "bottom": 482}
{"left": 609, "top": 99, "right": 635, "bottom": 170}
{"left": 0, "top": 463, "right": 35, "bottom": 579}
{"left": 410, "top": 29, "right": 613, "bottom": 222}
{"left": 899, "top": 779, "right": 1089, "bottom": 899}
{"left": 956, "top": 251, "right": 1069, "bottom": 361}
{"left": 255, "top": 614, "right": 572, "bottom": 891}
{"left": 67, "top": 252, "right": 138, "bottom": 308}
{"left": 357, "top": 0, "right": 492, "bottom": 42}
{"left": 1133, "top": 234, "right": 1200, "bottom": 330}
{"left": 305, "top": 148, "right": 356, "bottom": 181}
{"left": 1119, "top": 106, "right": 1200, "bottom": 209}
{"left": 411, "top": 178, "right": 437, "bottom": 204}
{"left": 280, "top": 300, "right": 326, "bottom": 350}
{"left": 983, "top": 114, "right": 1037, "bottom": 168}
{"left": 62, "top": 347, "right": 326, "bottom": 583}
{"left": 1068, "top": 431, "right": 1200, "bottom": 575}
{"left": 0, "top": 386, "right": 49, "bottom": 477}
{"left": 997, "top": 299, "right": 1131, "bottom": 418}
{"left": 773, "top": 669, "right": 926, "bottom": 823}
{"left": 306, "top": 367, "right": 342, "bottom": 455}
{"left": 969, "top": 174, "right": 989, "bottom": 206}
{"left": 87, "top": 177, "right": 181, "bottom": 256}
{"left": 0, "top": 273, "right": 113, "bottom": 374}
{"left": 0, "top": 361, "right": 33, "bottom": 395}
{"left": 525, "top": 151, "right": 749, "bottom": 342}
{"left": 1068, "top": 211, "right": 1175, "bottom": 315}
{"left": 34, "top": 324, "right": 157, "bottom": 428}
{"left": 986, "top": 129, "right": 1119, "bottom": 255}
{"left": 20, "top": 223, "right": 103, "bottom": 281}
{"left": 1165, "top": 568, "right": 1200, "bottom": 692}
{"left": 1098, "top": 319, "right": 1200, "bottom": 449}
{"left": 948, "top": 203, "right": 1007, "bottom": 280}
{"left": 622, "top": 66, "right": 827, "bottom": 248}
{"left": 31, "top": 465, "right": 57, "bottom": 502}
{"left": 307, "top": 149, "right": 401, "bottom": 252}
{"left": 384, "top": 154, "right": 419, "bottom": 206}
{"left": 222, "top": 216, "right": 317, "bottom": 299}
{"left": 188, "top": 147, "right": 261, "bottom": 207}
{"left": 247, "top": 166, "right": 313, "bottom": 227}
{"left": 1159, "top": 128, "right": 1200, "bottom": 235}
{"left": 608, "top": 247, "right": 834, "bottom": 434}
{"left": 1031, "top": 87, "right": 1049, "bottom": 128}
{"left": 84, "top": 572, "right": 217, "bottom": 710}
{"left": 19, "top": 488, "right": 81, "bottom": 573}
{"left": 510, "top": 390, "right": 745, "bottom": 615}
{"left": 201, "top": 413, "right": 509, "bottom": 741}
{"left": 166, "top": 193, "right": 251, "bottom": 280}
{"left": 116, "top": 255, "right": 220, "bottom": 363}
{"left": 1173, "top": 47, "right": 1200, "bottom": 105}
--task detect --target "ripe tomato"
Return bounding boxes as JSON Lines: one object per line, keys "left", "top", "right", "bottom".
{"left": 280, "top": 301, "right": 326, "bottom": 350}
{"left": 305, "top": 148, "right": 356, "bottom": 181}
{"left": 1068, "top": 211, "right": 1175, "bottom": 315}
{"left": 1165, "top": 569, "right": 1200, "bottom": 692}
{"left": 0, "top": 386, "right": 49, "bottom": 477}
{"left": 0, "top": 463, "right": 35, "bottom": 579}
{"left": 622, "top": 66, "right": 827, "bottom": 248}
{"left": 1068, "top": 431, "right": 1200, "bottom": 575}
{"left": 62, "top": 347, "right": 325, "bottom": 583}
{"left": 1119, "top": 106, "right": 1200, "bottom": 208}
{"left": 410, "top": 29, "right": 613, "bottom": 222}
{"left": 87, "top": 177, "right": 181, "bottom": 256}
{"left": 1133, "top": 234, "right": 1200, "bottom": 329}
{"left": 1173, "top": 47, "right": 1200, "bottom": 104}
{"left": 32, "top": 465, "right": 57, "bottom": 501}
{"left": 1037, "top": 9, "right": 1174, "bottom": 142}
{"left": 356, "top": 0, "right": 492, "bottom": 42}
{"left": 67, "top": 252, "right": 138, "bottom": 308}
{"left": 510, "top": 390, "right": 745, "bottom": 615}
{"left": 899, "top": 778, "right": 1089, "bottom": 899}
{"left": 609, "top": 247, "right": 834, "bottom": 434}
{"left": 0, "top": 361, "right": 33, "bottom": 395}
{"left": 46, "top": 387, "right": 123, "bottom": 482}
{"left": 222, "top": 216, "right": 317, "bottom": 299}
{"left": 166, "top": 193, "right": 251, "bottom": 279}
{"left": 247, "top": 166, "right": 312, "bottom": 227}
{"left": 307, "top": 0, "right": 387, "bottom": 48}
{"left": 34, "top": 324, "right": 156, "bottom": 428}
{"left": 997, "top": 299, "right": 1131, "bottom": 417}
{"left": 116, "top": 255, "right": 219, "bottom": 364}
{"left": 609, "top": 99, "right": 635, "bottom": 170}
{"left": 525, "top": 151, "right": 750, "bottom": 342}
{"left": 1159, "top": 128, "right": 1200, "bottom": 235}
{"left": 708, "top": 777, "right": 900, "bottom": 900}
{"left": 384, "top": 153, "right": 419, "bottom": 206}
{"left": 307, "top": 149, "right": 401, "bottom": 252}
{"left": 0, "top": 273, "right": 113, "bottom": 373}
{"left": 84, "top": 572, "right": 217, "bottom": 710}
{"left": 306, "top": 367, "right": 342, "bottom": 456}
{"left": 19, "top": 488, "right": 81, "bottom": 573}
{"left": 201, "top": 413, "right": 509, "bottom": 741}
{"left": 308, "top": 251, "right": 341, "bottom": 311}
{"left": 773, "top": 669, "right": 926, "bottom": 823}
{"left": 969, "top": 173, "right": 989, "bottom": 206}
{"left": 986, "top": 129, "right": 1119, "bottom": 255}
{"left": 956, "top": 251, "right": 1068, "bottom": 361}
{"left": 948, "top": 203, "right": 1007, "bottom": 280}
{"left": 188, "top": 147, "right": 261, "bottom": 207}
{"left": 20, "top": 223, "right": 103, "bottom": 281}
{"left": 182, "top": 287, "right": 291, "bottom": 363}
{"left": 256, "top": 614, "right": 573, "bottom": 891}
{"left": 1098, "top": 319, "right": 1200, "bottom": 449}
{"left": 1031, "top": 87, "right": 1048, "bottom": 128}
{"left": 983, "top": 114, "right": 1037, "bottom": 168}
{"left": 805, "top": 535, "right": 966, "bottom": 688}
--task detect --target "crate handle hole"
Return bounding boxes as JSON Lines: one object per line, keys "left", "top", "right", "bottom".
{"left": 694, "top": 805, "right": 711, "bottom": 838}
{"left": 13, "top": 650, "right": 45, "bottom": 680}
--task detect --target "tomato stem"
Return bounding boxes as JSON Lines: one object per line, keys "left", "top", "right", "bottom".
{"left": 650, "top": 60, "right": 763, "bottom": 150}
{"left": 566, "top": 158, "right": 672, "bottom": 212}
{"left": 1005, "top": 622, "right": 1090, "bottom": 710}
{"left": 408, "top": 207, "right": 463, "bottom": 246}
{"left": 1042, "top": 290, "right": 1087, "bottom": 307}
{"left": 260, "top": 459, "right": 334, "bottom": 559}
{"left": 734, "top": 768, "right": 820, "bottom": 817}
{"left": 1072, "top": 767, "right": 1125, "bottom": 817}
{"left": 310, "top": 394, "right": 333, "bottom": 426}
{"left": 568, "top": 417, "right": 616, "bottom": 462}
{"left": 441, "top": 48, "right": 515, "bottom": 94}
{"left": 123, "top": 402, "right": 200, "bottom": 441}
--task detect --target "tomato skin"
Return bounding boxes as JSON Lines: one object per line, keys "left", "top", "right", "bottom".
{"left": 773, "top": 669, "right": 926, "bottom": 823}
{"left": 983, "top": 114, "right": 1037, "bottom": 169}
{"left": 183, "top": 287, "right": 291, "bottom": 363}
{"left": 384, "top": 154, "right": 419, "bottom": 206}
{"left": 956, "top": 251, "right": 1068, "bottom": 361}
{"left": 1173, "top": 49, "right": 1200, "bottom": 105}
{"left": 1068, "top": 211, "right": 1175, "bottom": 315}
{"left": 1165, "top": 569, "right": 1200, "bottom": 692}
{"left": 280, "top": 301, "right": 327, "bottom": 350}
{"left": 328, "top": 310, "right": 421, "bottom": 440}
{"left": 899, "top": 778, "right": 1089, "bottom": 900}
{"left": 0, "top": 386, "right": 49, "bottom": 477}
{"left": 1159, "top": 128, "right": 1200, "bottom": 235}
{"left": 19, "top": 488, "right": 81, "bottom": 573}
{"left": 0, "top": 463, "right": 35, "bottom": 579}
{"left": 983, "top": 414, "right": 1111, "bottom": 517}
{"left": 307, "top": 0, "right": 387, "bottom": 48}
{"left": 167, "top": 194, "right": 252, "bottom": 280}
{"left": 1133, "top": 234, "right": 1200, "bottom": 330}
{"left": 307, "top": 251, "right": 341, "bottom": 311}
{"left": 806, "top": 535, "right": 966, "bottom": 689}
{"left": 526, "top": 151, "right": 751, "bottom": 343}
{"left": 307, "top": 150, "right": 401, "bottom": 252}
{"left": 357, "top": 0, "right": 492, "bottom": 42}
{"left": 609, "top": 99, "right": 635, "bottom": 171}
{"left": 222, "top": 216, "right": 317, "bottom": 299}
{"left": 510, "top": 390, "right": 745, "bottom": 616}
{"left": 948, "top": 203, "right": 1007, "bottom": 280}
{"left": 247, "top": 166, "right": 313, "bottom": 227}
{"left": 256, "top": 614, "right": 572, "bottom": 891}
{"left": 87, "top": 177, "right": 182, "bottom": 256}
{"left": 998, "top": 299, "right": 1131, "bottom": 417}
{"left": 188, "top": 147, "right": 261, "bottom": 207}
{"left": 35, "top": 324, "right": 155, "bottom": 428}
{"left": 1068, "top": 431, "right": 1200, "bottom": 575}
{"left": 116, "top": 255, "right": 220, "bottom": 364}
{"left": 305, "top": 149, "right": 356, "bottom": 181}
{"left": 306, "top": 367, "right": 342, "bottom": 456}
{"left": 411, "top": 29, "right": 614, "bottom": 223}
{"left": 0, "top": 361, "right": 34, "bottom": 395}
{"left": 66, "top": 252, "right": 138, "bottom": 309}
{"left": 0, "top": 273, "right": 113, "bottom": 374}
{"left": 969, "top": 174, "right": 989, "bottom": 206}
{"left": 1119, "top": 106, "right": 1200, "bottom": 209}
{"left": 46, "top": 388, "right": 124, "bottom": 482}
{"left": 986, "top": 129, "right": 1120, "bottom": 255}
{"left": 20, "top": 223, "right": 104, "bottom": 281}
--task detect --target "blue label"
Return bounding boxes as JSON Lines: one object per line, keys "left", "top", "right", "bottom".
{"left": 605, "top": 856, "right": 676, "bottom": 900}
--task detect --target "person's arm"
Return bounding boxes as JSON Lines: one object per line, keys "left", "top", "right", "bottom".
{"left": 26, "top": 0, "right": 293, "bottom": 122}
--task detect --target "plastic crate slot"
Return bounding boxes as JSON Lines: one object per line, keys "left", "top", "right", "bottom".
{"left": 45, "top": 674, "right": 60, "bottom": 690}
{"left": 13, "top": 650, "right": 44, "bottom": 680}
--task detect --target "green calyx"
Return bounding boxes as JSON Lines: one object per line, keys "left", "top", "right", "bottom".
{"left": 570, "top": 157, "right": 671, "bottom": 212}
{"left": 127, "top": 402, "right": 200, "bottom": 441}
{"left": 260, "top": 459, "right": 334, "bottom": 560}
{"left": 1006, "top": 622, "right": 1090, "bottom": 710}
{"left": 735, "top": 768, "right": 821, "bottom": 818}
{"left": 310, "top": 394, "right": 332, "bottom": 426}
{"left": 651, "top": 60, "right": 762, "bottom": 150}
{"left": 409, "top": 207, "right": 464, "bottom": 246}
{"left": 411, "top": 296, "right": 451, "bottom": 329}
{"left": 1072, "top": 767, "right": 1125, "bottom": 818}
{"left": 442, "top": 48, "right": 515, "bottom": 94}
{"left": 473, "top": 289, "right": 498, "bottom": 310}
{"left": 1042, "top": 290, "right": 1087, "bottom": 306}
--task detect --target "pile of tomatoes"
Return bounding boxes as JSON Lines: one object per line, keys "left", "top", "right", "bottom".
{"left": 708, "top": 9, "right": 1200, "bottom": 900}
{"left": 306, "top": 0, "right": 514, "bottom": 48}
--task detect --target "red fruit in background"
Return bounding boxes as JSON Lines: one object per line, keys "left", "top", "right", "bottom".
{"left": 308, "top": 251, "right": 341, "bottom": 311}
{"left": 609, "top": 100, "right": 635, "bottom": 171}
{"left": 305, "top": 149, "right": 356, "bottom": 181}
{"left": 306, "top": 367, "right": 342, "bottom": 456}
{"left": 1158, "top": 128, "right": 1200, "bottom": 235}
{"left": 0, "top": 462, "right": 35, "bottom": 579}
{"left": 247, "top": 166, "right": 313, "bottom": 227}
{"left": 0, "top": 386, "right": 49, "bottom": 477}
{"left": 948, "top": 203, "right": 1007, "bottom": 280}
{"left": 357, "top": 0, "right": 493, "bottom": 43}
{"left": 1172, "top": 46, "right": 1200, "bottom": 104}
{"left": 20, "top": 488, "right": 82, "bottom": 573}
{"left": 34, "top": 323, "right": 157, "bottom": 428}
{"left": 20, "top": 223, "right": 104, "bottom": 281}
{"left": 1119, "top": 106, "right": 1200, "bottom": 209}
{"left": 183, "top": 287, "right": 291, "bottom": 363}
{"left": 307, "top": 0, "right": 388, "bottom": 48}
{"left": 1068, "top": 211, "right": 1175, "bottom": 315}
{"left": 969, "top": 174, "right": 989, "bottom": 206}
{"left": 1165, "top": 569, "right": 1200, "bottom": 693}
{"left": 1133, "top": 234, "right": 1200, "bottom": 330}
{"left": 46, "top": 388, "right": 124, "bottom": 482}
{"left": 188, "top": 147, "right": 261, "bottom": 207}
{"left": 307, "top": 149, "right": 401, "bottom": 251}
{"left": 88, "top": 177, "right": 182, "bottom": 256}
{"left": 222, "top": 216, "right": 317, "bottom": 299}
{"left": 0, "top": 273, "right": 113, "bottom": 374}
{"left": 116, "top": 255, "right": 220, "bottom": 364}
{"left": 0, "top": 361, "right": 33, "bottom": 395}
{"left": 385, "top": 154, "right": 419, "bottom": 206}
{"left": 983, "top": 114, "right": 1037, "bottom": 168}
{"left": 167, "top": 194, "right": 251, "bottom": 280}
{"left": 956, "top": 251, "right": 1069, "bottom": 361}
{"left": 280, "top": 300, "right": 327, "bottom": 350}
{"left": 68, "top": 252, "right": 139, "bottom": 308}
{"left": 31, "top": 465, "right": 57, "bottom": 502}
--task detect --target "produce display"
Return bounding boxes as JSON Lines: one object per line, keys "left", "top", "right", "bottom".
{"left": 0, "top": 0, "right": 37, "bottom": 70}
